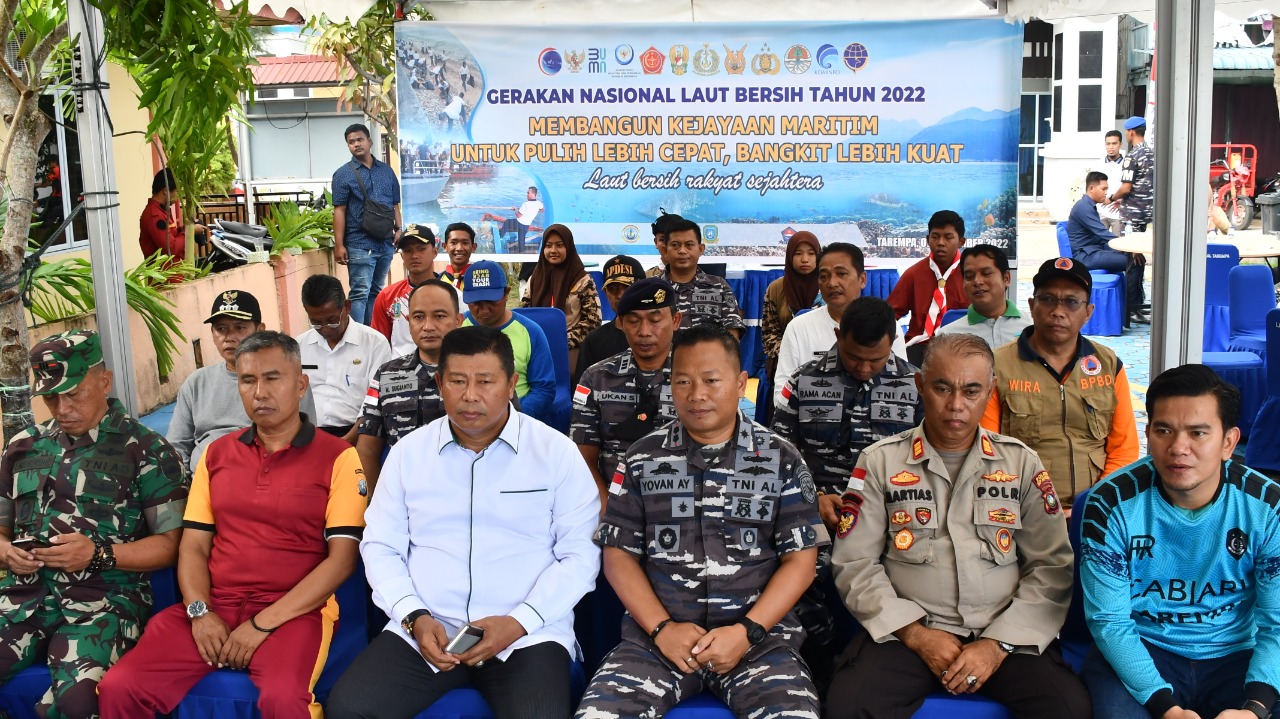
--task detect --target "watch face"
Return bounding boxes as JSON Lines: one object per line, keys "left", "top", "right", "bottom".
{"left": 186, "top": 601, "right": 207, "bottom": 618}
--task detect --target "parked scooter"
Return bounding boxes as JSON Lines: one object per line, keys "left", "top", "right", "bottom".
{"left": 204, "top": 219, "right": 273, "bottom": 273}
{"left": 1212, "top": 158, "right": 1256, "bottom": 231}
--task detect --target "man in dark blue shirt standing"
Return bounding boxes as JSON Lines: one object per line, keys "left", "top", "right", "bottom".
{"left": 332, "top": 123, "right": 403, "bottom": 325}
{"left": 1068, "top": 171, "right": 1147, "bottom": 323}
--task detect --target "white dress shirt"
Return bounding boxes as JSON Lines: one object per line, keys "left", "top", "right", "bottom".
{"left": 299, "top": 320, "right": 393, "bottom": 428}
{"left": 362, "top": 407, "right": 601, "bottom": 666}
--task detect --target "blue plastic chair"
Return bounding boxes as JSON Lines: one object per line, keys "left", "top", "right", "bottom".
{"left": 1062, "top": 486, "right": 1094, "bottom": 672}
{"left": 588, "top": 270, "right": 613, "bottom": 322}
{"left": 941, "top": 308, "right": 967, "bottom": 326}
{"left": 416, "top": 660, "right": 586, "bottom": 719}
{"left": 171, "top": 564, "right": 369, "bottom": 719}
{"left": 1203, "top": 351, "right": 1267, "bottom": 440}
{"left": 1055, "top": 221, "right": 1072, "bottom": 257}
{"left": 1227, "top": 264, "right": 1275, "bottom": 361}
{"left": 512, "top": 307, "right": 572, "bottom": 433}
{"left": 0, "top": 569, "right": 182, "bottom": 719}
{"left": 1082, "top": 272, "right": 1124, "bottom": 337}
{"left": 1204, "top": 245, "right": 1240, "bottom": 351}
{"left": 1246, "top": 308, "right": 1280, "bottom": 471}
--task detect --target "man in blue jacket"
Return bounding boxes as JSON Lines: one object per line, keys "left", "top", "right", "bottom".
{"left": 1068, "top": 170, "right": 1147, "bottom": 323}
{"left": 461, "top": 261, "right": 556, "bottom": 426}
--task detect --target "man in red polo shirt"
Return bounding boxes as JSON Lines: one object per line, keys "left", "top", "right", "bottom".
{"left": 887, "top": 210, "right": 969, "bottom": 367}
{"left": 98, "top": 331, "right": 366, "bottom": 719}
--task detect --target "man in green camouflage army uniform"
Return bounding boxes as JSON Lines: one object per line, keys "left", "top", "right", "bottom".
{"left": 0, "top": 330, "right": 187, "bottom": 719}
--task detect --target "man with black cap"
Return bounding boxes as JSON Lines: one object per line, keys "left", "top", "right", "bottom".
{"left": 982, "top": 258, "right": 1140, "bottom": 511}
{"left": 167, "top": 290, "right": 317, "bottom": 471}
{"left": 371, "top": 223, "right": 441, "bottom": 357}
{"left": 572, "top": 277, "right": 682, "bottom": 505}
{"left": 0, "top": 329, "right": 188, "bottom": 719}
{"left": 573, "top": 255, "right": 644, "bottom": 386}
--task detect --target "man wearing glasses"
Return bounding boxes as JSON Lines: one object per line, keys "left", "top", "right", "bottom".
{"left": 299, "top": 274, "right": 392, "bottom": 442}
{"left": 981, "top": 258, "right": 1139, "bottom": 512}
{"left": 167, "top": 290, "right": 319, "bottom": 470}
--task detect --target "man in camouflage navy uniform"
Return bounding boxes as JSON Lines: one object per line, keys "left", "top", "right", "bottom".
{"left": 770, "top": 296, "right": 921, "bottom": 692}
{"left": 1107, "top": 115, "right": 1151, "bottom": 316}
{"left": 0, "top": 330, "right": 187, "bottom": 719}
{"left": 572, "top": 278, "right": 682, "bottom": 504}
{"left": 659, "top": 218, "right": 745, "bottom": 338}
{"left": 355, "top": 279, "right": 462, "bottom": 491}
{"left": 577, "top": 325, "right": 822, "bottom": 719}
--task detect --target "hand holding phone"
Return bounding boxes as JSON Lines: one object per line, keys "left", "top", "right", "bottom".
{"left": 444, "top": 623, "right": 485, "bottom": 655}
{"left": 11, "top": 536, "right": 51, "bottom": 551}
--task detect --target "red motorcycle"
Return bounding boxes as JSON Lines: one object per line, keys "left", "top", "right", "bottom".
{"left": 1210, "top": 144, "right": 1258, "bottom": 231}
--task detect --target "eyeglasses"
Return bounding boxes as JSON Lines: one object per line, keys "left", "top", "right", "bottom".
{"left": 309, "top": 321, "right": 344, "bottom": 330}
{"left": 1033, "top": 294, "right": 1088, "bottom": 312}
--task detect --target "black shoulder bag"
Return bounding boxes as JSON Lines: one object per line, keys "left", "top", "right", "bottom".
{"left": 350, "top": 162, "right": 396, "bottom": 240}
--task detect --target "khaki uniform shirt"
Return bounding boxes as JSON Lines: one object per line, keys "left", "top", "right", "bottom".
{"left": 831, "top": 425, "right": 1073, "bottom": 653}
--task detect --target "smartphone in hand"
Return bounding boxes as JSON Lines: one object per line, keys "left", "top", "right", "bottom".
{"left": 444, "top": 623, "right": 485, "bottom": 654}
{"left": 11, "top": 536, "right": 52, "bottom": 551}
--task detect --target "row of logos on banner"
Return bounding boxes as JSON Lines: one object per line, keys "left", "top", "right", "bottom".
{"left": 538, "top": 42, "right": 871, "bottom": 77}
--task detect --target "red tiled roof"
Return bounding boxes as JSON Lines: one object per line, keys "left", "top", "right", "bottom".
{"left": 252, "top": 55, "right": 351, "bottom": 86}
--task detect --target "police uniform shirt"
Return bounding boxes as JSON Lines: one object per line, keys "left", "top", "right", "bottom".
{"left": 772, "top": 349, "right": 920, "bottom": 494}
{"left": 831, "top": 424, "right": 1073, "bottom": 651}
{"left": 661, "top": 269, "right": 745, "bottom": 331}
{"left": 1119, "top": 143, "right": 1155, "bottom": 225}
{"left": 571, "top": 349, "right": 678, "bottom": 478}
{"left": 596, "top": 411, "right": 822, "bottom": 653}
{"left": 358, "top": 352, "right": 443, "bottom": 448}
{"left": 299, "top": 321, "right": 393, "bottom": 429}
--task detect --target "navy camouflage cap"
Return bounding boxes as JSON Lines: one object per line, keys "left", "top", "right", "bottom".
{"left": 617, "top": 277, "right": 676, "bottom": 316}
{"left": 30, "top": 329, "right": 104, "bottom": 396}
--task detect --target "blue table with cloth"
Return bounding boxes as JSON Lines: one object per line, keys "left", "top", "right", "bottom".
{"left": 726, "top": 267, "right": 899, "bottom": 374}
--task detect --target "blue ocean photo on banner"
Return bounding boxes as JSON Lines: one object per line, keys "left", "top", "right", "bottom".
{"left": 394, "top": 19, "right": 1022, "bottom": 265}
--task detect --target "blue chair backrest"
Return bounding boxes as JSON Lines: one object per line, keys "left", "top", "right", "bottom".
{"left": 1055, "top": 221, "right": 1072, "bottom": 258}
{"left": 1229, "top": 264, "right": 1276, "bottom": 336}
{"left": 1206, "top": 244, "right": 1240, "bottom": 308}
{"left": 941, "top": 308, "right": 967, "bottom": 326}
{"left": 1063, "top": 486, "right": 1092, "bottom": 645}
{"left": 1268, "top": 308, "right": 1280, "bottom": 395}
{"left": 588, "top": 271, "right": 614, "bottom": 322}
{"left": 513, "top": 307, "right": 571, "bottom": 432}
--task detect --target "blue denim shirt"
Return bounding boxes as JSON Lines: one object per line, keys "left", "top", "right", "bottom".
{"left": 332, "top": 158, "right": 402, "bottom": 246}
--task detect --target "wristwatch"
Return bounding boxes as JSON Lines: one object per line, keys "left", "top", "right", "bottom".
{"left": 996, "top": 640, "right": 1016, "bottom": 654}
{"left": 186, "top": 600, "right": 209, "bottom": 621}
{"left": 736, "top": 616, "right": 767, "bottom": 646}
{"left": 401, "top": 609, "right": 432, "bottom": 639}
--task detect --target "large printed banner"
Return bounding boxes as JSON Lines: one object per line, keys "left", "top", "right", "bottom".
{"left": 395, "top": 20, "right": 1022, "bottom": 263}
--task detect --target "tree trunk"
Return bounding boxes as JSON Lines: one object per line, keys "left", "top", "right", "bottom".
{"left": 0, "top": 98, "right": 52, "bottom": 440}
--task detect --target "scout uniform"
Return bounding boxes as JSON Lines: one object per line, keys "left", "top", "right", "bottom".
{"left": 0, "top": 331, "right": 187, "bottom": 719}
{"left": 578, "top": 411, "right": 822, "bottom": 719}
{"left": 357, "top": 352, "right": 443, "bottom": 449}
{"left": 1120, "top": 141, "right": 1154, "bottom": 231}
{"left": 661, "top": 268, "right": 745, "bottom": 332}
{"left": 772, "top": 348, "right": 921, "bottom": 494}
{"left": 827, "top": 425, "right": 1084, "bottom": 719}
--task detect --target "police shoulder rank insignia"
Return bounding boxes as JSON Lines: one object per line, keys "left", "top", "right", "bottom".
{"left": 889, "top": 470, "right": 920, "bottom": 486}
{"left": 995, "top": 528, "right": 1013, "bottom": 553}
{"left": 982, "top": 470, "right": 1018, "bottom": 483}
{"left": 915, "top": 507, "right": 931, "bottom": 525}
{"left": 987, "top": 507, "right": 1016, "bottom": 525}
{"left": 836, "top": 491, "right": 863, "bottom": 539}
{"left": 911, "top": 436, "right": 924, "bottom": 459}
{"left": 893, "top": 527, "right": 914, "bottom": 551}
{"left": 980, "top": 435, "right": 996, "bottom": 457}
{"left": 891, "top": 510, "right": 911, "bottom": 525}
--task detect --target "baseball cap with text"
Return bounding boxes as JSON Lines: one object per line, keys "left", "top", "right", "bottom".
{"left": 204, "top": 289, "right": 263, "bottom": 324}
{"left": 461, "top": 260, "right": 508, "bottom": 304}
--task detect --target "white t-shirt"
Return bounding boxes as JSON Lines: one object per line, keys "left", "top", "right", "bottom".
{"left": 517, "top": 199, "right": 543, "bottom": 226}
